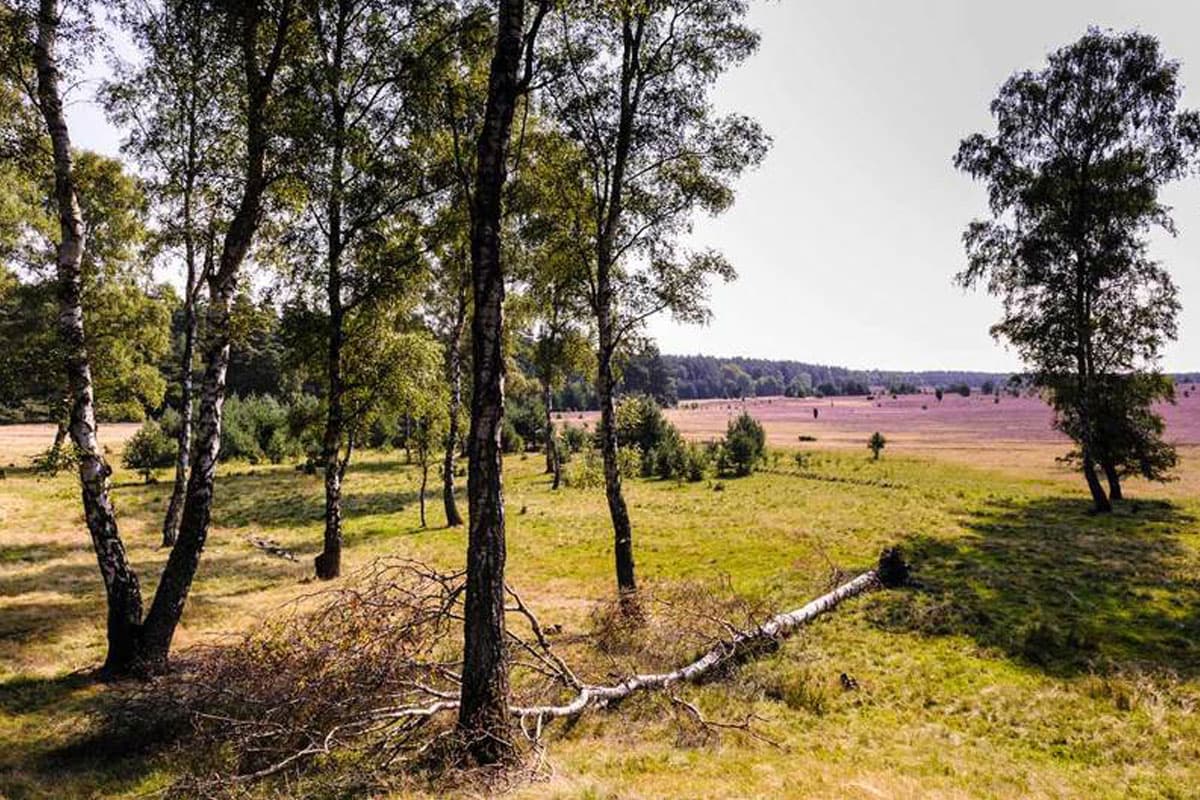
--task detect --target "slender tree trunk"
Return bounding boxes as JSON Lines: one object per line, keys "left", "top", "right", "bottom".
{"left": 138, "top": 1, "right": 291, "bottom": 670}
{"left": 419, "top": 456, "right": 428, "bottom": 528}
{"left": 442, "top": 293, "right": 466, "bottom": 527}
{"left": 50, "top": 412, "right": 68, "bottom": 453}
{"left": 592, "top": 13, "right": 642, "bottom": 605}
{"left": 34, "top": 0, "right": 146, "bottom": 675}
{"left": 1100, "top": 458, "right": 1123, "bottom": 502}
{"left": 163, "top": 49, "right": 206, "bottom": 548}
{"left": 458, "top": 0, "right": 536, "bottom": 765}
{"left": 597, "top": 336, "right": 635, "bottom": 597}
{"left": 541, "top": 374, "right": 557, "bottom": 477}
{"left": 316, "top": 104, "right": 347, "bottom": 581}
{"left": 163, "top": 210, "right": 203, "bottom": 548}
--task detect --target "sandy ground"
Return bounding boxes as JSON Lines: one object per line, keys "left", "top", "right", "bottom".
{"left": 0, "top": 423, "right": 140, "bottom": 464}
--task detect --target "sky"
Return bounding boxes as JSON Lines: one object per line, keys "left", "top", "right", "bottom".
{"left": 67, "top": 0, "right": 1200, "bottom": 372}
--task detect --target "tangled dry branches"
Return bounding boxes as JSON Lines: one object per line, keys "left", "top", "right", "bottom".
{"left": 109, "top": 550, "right": 904, "bottom": 794}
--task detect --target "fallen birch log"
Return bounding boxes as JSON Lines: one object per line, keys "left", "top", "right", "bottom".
{"left": 512, "top": 547, "right": 908, "bottom": 723}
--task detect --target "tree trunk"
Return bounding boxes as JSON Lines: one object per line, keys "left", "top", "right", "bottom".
{"left": 442, "top": 293, "right": 465, "bottom": 527}
{"left": 162, "top": 39, "right": 206, "bottom": 548}
{"left": 163, "top": 216, "right": 204, "bottom": 548}
{"left": 591, "top": 13, "right": 642, "bottom": 606}
{"left": 1081, "top": 450, "right": 1111, "bottom": 512}
{"left": 138, "top": 0, "right": 291, "bottom": 670}
{"left": 458, "top": 0, "right": 534, "bottom": 765}
{"left": 316, "top": 103, "right": 347, "bottom": 581}
{"left": 419, "top": 458, "right": 428, "bottom": 528}
{"left": 1100, "top": 458, "right": 1123, "bottom": 502}
{"left": 541, "top": 375, "right": 558, "bottom": 478}
{"left": 597, "top": 341, "right": 636, "bottom": 598}
{"left": 34, "top": 0, "right": 146, "bottom": 676}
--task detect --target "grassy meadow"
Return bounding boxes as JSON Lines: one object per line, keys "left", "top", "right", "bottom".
{"left": 1, "top": 420, "right": 1199, "bottom": 798}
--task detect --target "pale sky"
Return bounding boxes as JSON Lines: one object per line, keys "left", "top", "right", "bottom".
{"left": 67, "top": 0, "right": 1200, "bottom": 372}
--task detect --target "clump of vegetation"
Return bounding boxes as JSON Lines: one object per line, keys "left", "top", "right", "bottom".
{"left": 651, "top": 429, "right": 711, "bottom": 482}
{"left": 30, "top": 439, "right": 79, "bottom": 476}
{"left": 718, "top": 412, "right": 766, "bottom": 477}
{"left": 122, "top": 419, "right": 176, "bottom": 482}
{"left": 501, "top": 416, "right": 525, "bottom": 454}
{"left": 868, "top": 431, "right": 887, "bottom": 460}
{"left": 560, "top": 424, "right": 589, "bottom": 456}
{"left": 220, "top": 394, "right": 303, "bottom": 464}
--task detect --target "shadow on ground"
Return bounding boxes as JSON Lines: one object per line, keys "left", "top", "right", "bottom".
{"left": 0, "top": 672, "right": 170, "bottom": 799}
{"left": 871, "top": 496, "right": 1200, "bottom": 676}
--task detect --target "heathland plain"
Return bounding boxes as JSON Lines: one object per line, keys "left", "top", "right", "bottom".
{"left": 2, "top": 395, "right": 1199, "bottom": 799}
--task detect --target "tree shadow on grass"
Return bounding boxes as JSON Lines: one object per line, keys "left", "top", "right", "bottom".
{"left": 0, "top": 672, "right": 173, "bottom": 799}
{"left": 117, "top": 467, "right": 422, "bottom": 530}
{"left": 870, "top": 496, "right": 1200, "bottom": 677}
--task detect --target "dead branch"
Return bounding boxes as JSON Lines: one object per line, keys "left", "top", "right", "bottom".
{"left": 509, "top": 557, "right": 894, "bottom": 725}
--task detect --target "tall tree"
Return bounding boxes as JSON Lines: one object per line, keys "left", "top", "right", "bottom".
{"left": 139, "top": 0, "right": 298, "bottom": 666}
{"left": 955, "top": 29, "right": 1199, "bottom": 511}
{"left": 457, "top": 0, "right": 548, "bottom": 765}
{"left": 295, "top": 0, "right": 449, "bottom": 579}
{"left": 21, "top": 0, "right": 146, "bottom": 673}
{"left": 544, "top": 0, "right": 767, "bottom": 600}
{"left": 7, "top": 0, "right": 298, "bottom": 674}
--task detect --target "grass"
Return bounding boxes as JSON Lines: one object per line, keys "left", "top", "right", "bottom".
{"left": 1, "top": 430, "right": 1199, "bottom": 798}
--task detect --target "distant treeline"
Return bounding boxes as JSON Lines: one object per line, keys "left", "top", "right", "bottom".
{"left": 653, "top": 354, "right": 1014, "bottom": 402}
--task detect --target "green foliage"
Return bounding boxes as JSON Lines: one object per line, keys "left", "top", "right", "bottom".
{"left": 122, "top": 419, "right": 176, "bottom": 482}
{"left": 650, "top": 426, "right": 709, "bottom": 482}
{"left": 614, "top": 394, "right": 681, "bottom": 476}
{"left": 560, "top": 424, "right": 589, "bottom": 455}
{"left": 501, "top": 417, "right": 525, "bottom": 455}
{"left": 220, "top": 395, "right": 300, "bottom": 464}
{"left": 718, "top": 412, "right": 766, "bottom": 477}
{"left": 564, "top": 447, "right": 604, "bottom": 489}
{"left": 30, "top": 440, "right": 78, "bottom": 476}
{"left": 868, "top": 431, "right": 887, "bottom": 460}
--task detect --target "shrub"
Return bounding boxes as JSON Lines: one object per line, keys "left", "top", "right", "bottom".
{"left": 868, "top": 431, "right": 887, "bottom": 460}
{"left": 683, "top": 442, "right": 710, "bottom": 481}
{"left": 31, "top": 441, "right": 78, "bottom": 476}
{"left": 501, "top": 417, "right": 525, "bottom": 454}
{"left": 122, "top": 420, "right": 176, "bottom": 482}
{"left": 560, "top": 424, "right": 589, "bottom": 455}
{"left": 220, "top": 394, "right": 293, "bottom": 464}
{"left": 564, "top": 447, "right": 604, "bottom": 489}
{"left": 615, "top": 394, "right": 670, "bottom": 455}
{"left": 617, "top": 444, "right": 641, "bottom": 479}
{"left": 718, "top": 412, "right": 766, "bottom": 477}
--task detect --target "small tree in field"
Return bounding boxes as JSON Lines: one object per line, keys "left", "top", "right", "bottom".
{"left": 719, "top": 412, "right": 766, "bottom": 477}
{"left": 122, "top": 420, "right": 176, "bottom": 482}
{"left": 868, "top": 431, "right": 886, "bottom": 460}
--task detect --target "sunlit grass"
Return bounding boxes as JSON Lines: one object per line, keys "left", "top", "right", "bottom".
{"left": 1, "top": 431, "right": 1199, "bottom": 798}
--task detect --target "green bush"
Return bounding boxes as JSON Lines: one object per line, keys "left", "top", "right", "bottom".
{"left": 122, "top": 420, "right": 176, "bottom": 482}
{"left": 617, "top": 444, "right": 641, "bottom": 479}
{"left": 501, "top": 417, "right": 525, "bottom": 454}
{"left": 868, "top": 431, "right": 887, "bottom": 460}
{"left": 649, "top": 428, "right": 709, "bottom": 482}
{"left": 220, "top": 394, "right": 295, "bottom": 464}
{"left": 718, "top": 412, "right": 766, "bottom": 477}
{"left": 560, "top": 424, "right": 589, "bottom": 455}
{"left": 564, "top": 447, "right": 604, "bottom": 489}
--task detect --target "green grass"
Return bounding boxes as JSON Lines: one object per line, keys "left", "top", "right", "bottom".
{"left": 1, "top": 444, "right": 1199, "bottom": 798}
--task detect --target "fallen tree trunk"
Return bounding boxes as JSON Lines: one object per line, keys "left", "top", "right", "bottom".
{"left": 361, "top": 549, "right": 907, "bottom": 732}
{"left": 512, "top": 550, "right": 905, "bottom": 723}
